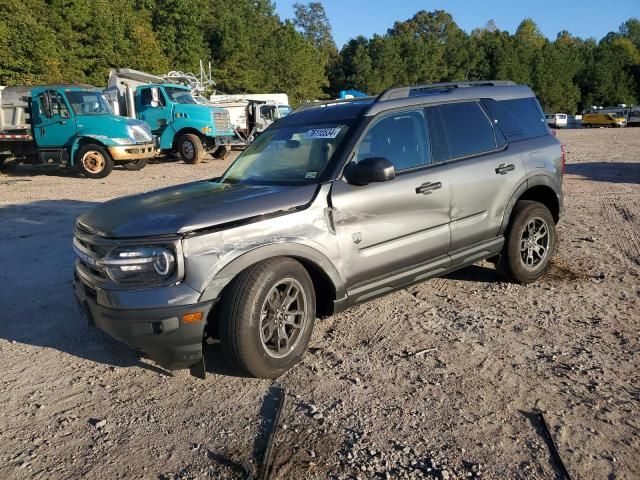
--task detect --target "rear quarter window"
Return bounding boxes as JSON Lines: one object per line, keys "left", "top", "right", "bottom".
{"left": 484, "top": 97, "right": 548, "bottom": 142}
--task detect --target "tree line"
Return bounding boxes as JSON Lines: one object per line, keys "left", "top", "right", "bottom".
{"left": 0, "top": 1, "right": 638, "bottom": 112}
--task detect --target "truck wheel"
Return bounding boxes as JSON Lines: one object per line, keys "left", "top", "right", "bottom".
{"left": 77, "top": 144, "right": 113, "bottom": 179}
{"left": 212, "top": 145, "right": 231, "bottom": 160}
{"left": 497, "top": 200, "right": 556, "bottom": 284}
{"left": 122, "top": 159, "right": 148, "bottom": 171}
{"left": 219, "top": 257, "right": 316, "bottom": 379}
{"left": 178, "top": 134, "right": 204, "bottom": 164}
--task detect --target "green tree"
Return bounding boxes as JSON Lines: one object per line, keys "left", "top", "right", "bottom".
{"left": 150, "top": 0, "right": 210, "bottom": 72}
{"left": 0, "top": 0, "right": 64, "bottom": 84}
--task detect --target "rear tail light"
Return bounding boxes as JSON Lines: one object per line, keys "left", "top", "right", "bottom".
{"left": 561, "top": 144, "right": 566, "bottom": 175}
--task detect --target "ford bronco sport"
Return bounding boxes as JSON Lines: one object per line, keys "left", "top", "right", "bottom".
{"left": 73, "top": 81, "right": 564, "bottom": 379}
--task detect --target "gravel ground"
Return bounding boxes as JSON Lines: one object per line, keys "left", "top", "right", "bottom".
{"left": 0, "top": 129, "right": 638, "bottom": 480}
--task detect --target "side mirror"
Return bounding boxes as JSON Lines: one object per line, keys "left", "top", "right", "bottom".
{"left": 150, "top": 87, "right": 161, "bottom": 108}
{"left": 344, "top": 157, "right": 395, "bottom": 186}
{"left": 41, "top": 93, "right": 52, "bottom": 118}
{"left": 150, "top": 100, "right": 160, "bottom": 108}
{"left": 60, "top": 109, "right": 70, "bottom": 119}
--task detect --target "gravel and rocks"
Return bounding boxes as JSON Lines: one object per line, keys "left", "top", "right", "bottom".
{"left": 0, "top": 129, "right": 639, "bottom": 479}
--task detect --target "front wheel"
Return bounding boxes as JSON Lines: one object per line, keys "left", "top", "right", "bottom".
{"left": 122, "top": 159, "right": 148, "bottom": 171}
{"left": 497, "top": 201, "right": 556, "bottom": 284}
{"left": 219, "top": 257, "right": 316, "bottom": 378}
{"left": 77, "top": 144, "right": 113, "bottom": 179}
{"left": 178, "top": 133, "right": 204, "bottom": 164}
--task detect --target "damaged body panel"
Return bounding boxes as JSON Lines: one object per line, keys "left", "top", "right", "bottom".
{"left": 73, "top": 81, "right": 563, "bottom": 377}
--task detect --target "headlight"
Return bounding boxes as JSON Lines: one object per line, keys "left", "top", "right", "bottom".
{"left": 111, "top": 137, "right": 133, "bottom": 145}
{"left": 127, "top": 125, "right": 153, "bottom": 143}
{"left": 100, "top": 246, "right": 177, "bottom": 286}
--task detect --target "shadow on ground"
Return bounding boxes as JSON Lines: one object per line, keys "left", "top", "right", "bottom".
{"left": 0, "top": 199, "right": 251, "bottom": 379}
{"left": 0, "top": 200, "right": 167, "bottom": 374}
{"left": 565, "top": 162, "right": 640, "bottom": 184}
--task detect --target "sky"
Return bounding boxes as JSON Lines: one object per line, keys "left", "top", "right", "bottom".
{"left": 274, "top": 0, "right": 639, "bottom": 47}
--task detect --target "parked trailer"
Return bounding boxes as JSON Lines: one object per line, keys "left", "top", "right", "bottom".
{"left": 209, "top": 94, "right": 292, "bottom": 143}
{"left": 105, "top": 69, "right": 236, "bottom": 163}
{"left": 0, "top": 85, "right": 154, "bottom": 178}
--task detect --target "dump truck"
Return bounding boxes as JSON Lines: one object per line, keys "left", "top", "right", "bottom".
{"left": 208, "top": 94, "right": 292, "bottom": 143}
{"left": 105, "top": 69, "right": 235, "bottom": 164}
{"left": 0, "top": 85, "right": 154, "bottom": 178}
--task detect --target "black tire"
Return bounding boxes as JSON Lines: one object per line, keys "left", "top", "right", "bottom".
{"left": 122, "top": 159, "right": 148, "bottom": 171}
{"left": 212, "top": 144, "right": 231, "bottom": 160}
{"left": 497, "top": 200, "right": 556, "bottom": 284}
{"left": 219, "top": 257, "right": 316, "bottom": 379}
{"left": 76, "top": 143, "right": 113, "bottom": 179}
{"left": 178, "top": 133, "right": 204, "bottom": 164}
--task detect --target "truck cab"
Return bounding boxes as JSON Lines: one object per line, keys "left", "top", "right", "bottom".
{"left": 106, "top": 69, "right": 236, "bottom": 164}
{"left": 0, "top": 85, "right": 155, "bottom": 178}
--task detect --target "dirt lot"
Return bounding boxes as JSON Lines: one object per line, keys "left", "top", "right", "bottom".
{"left": 0, "top": 129, "right": 638, "bottom": 480}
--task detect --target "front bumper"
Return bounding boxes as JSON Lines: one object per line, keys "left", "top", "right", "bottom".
{"left": 108, "top": 142, "right": 156, "bottom": 161}
{"left": 74, "top": 278, "right": 213, "bottom": 370}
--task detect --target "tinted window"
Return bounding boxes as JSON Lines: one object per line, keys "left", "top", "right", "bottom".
{"left": 484, "top": 97, "right": 548, "bottom": 142}
{"left": 356, "top": 110, "right": 429, "bottom": 171}
{"left": 140, "top": 88, "right": 152, "bottom": 106}
{"left": 437, "top": 102, "right": 496, "bottom": 158}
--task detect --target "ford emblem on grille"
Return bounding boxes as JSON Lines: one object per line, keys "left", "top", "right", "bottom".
{"left": 73, "top": 243, "right": 98, "bottom": 267}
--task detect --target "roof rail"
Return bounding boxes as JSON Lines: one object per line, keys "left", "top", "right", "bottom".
{"left": 292, "top": 96, "right": 375, "bottom": 114}
{"left": 378, "top": 81, "right": 517, "bottom": 101}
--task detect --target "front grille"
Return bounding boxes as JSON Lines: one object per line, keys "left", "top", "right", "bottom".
{"left": 73, "top": 226, "right": 113, "bottom": 281}
{"left": 213, "top": 111, "right": 231, "bottom": 133}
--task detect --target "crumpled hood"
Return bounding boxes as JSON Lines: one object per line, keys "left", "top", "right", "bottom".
{"left": 77, "top": 180, "right": 318, "bottom": 238}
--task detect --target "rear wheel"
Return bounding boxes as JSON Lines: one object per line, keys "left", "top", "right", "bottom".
{"left": 497, "top": 201, "right": 556, "bottom": 284}
{"left": 122, "top": 159, "right": 148, "bottom": 171}
{"left": 219, "top": 257, "right": 316, "bottom": 378}
{"left": 178, "top": 133, "right": 204, "bottom": 164}
{"left": 77, "top": 144, "right": 113, "bottom": 179}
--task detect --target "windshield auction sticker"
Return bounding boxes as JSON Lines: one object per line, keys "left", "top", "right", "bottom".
{"left": 304, "top": 127, "right": 342, "bottom": 139}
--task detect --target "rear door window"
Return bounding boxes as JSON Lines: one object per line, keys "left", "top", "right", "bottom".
{"left": 436, "top": 101, "right": 497, "bottom": 159}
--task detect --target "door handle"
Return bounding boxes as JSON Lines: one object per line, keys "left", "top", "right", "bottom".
{"left": 415, "top": 181, "right": 442, "bottom": 195}
{"left": 495, "top": 163, "right": 515, "bottom": 175}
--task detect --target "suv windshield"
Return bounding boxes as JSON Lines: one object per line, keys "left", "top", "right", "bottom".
{"left": 165, "top": 87, "right": 196, "bottom": 104}
{"left": 221, "top": 124, "right": 349, "bottom": 185}
{"left": 66, "top": 91, "right": 113, "bottom": 115}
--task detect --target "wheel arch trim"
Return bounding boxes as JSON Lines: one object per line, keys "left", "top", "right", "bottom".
{"left": 198, "top": 242, "right": 346, "bottom": 305}
{"left": 70, "top": 136, "right": 110, "bottom": 166}
{"left": 499, "top": 175, "right": 562, "bottom": 235}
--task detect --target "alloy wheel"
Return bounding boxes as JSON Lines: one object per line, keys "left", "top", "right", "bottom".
{"left": 259, "top": 278, "right": 308, "bottom": 358}
{"left": 519, "top": 217, "right": 549, "bottom": 269}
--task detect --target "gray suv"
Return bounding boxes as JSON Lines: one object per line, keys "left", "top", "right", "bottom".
{"left": 73, "top": 81, "right": 564, "bottom": 379}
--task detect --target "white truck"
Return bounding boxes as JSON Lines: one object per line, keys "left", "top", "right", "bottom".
{"left": 208, "top": 94, "right": 292, "bottom": 143}
{"left": 545, "top": 113, "right": 568, "bottom": 129}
